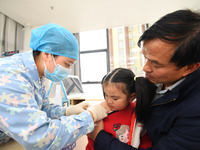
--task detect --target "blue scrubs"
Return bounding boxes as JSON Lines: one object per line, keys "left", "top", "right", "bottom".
{"left": 0, "top": 51, "right": 93, "bottom": 149}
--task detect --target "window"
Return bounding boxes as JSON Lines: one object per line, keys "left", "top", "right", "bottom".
{"left": 119, "top": 50, "right": 125, "bottom": 57}
{"left": 79, "top": 29, "right": 109, "bottom": 99}
{"left": 129, "top": 33, "right": 133, "bottom": 39}
{"left": 118, "top": 27, "right": 124, "bottom": 32}
{"left": 78, "top": 24, "right": 151, "bottom": 99}
{"left": 80, "top": 29, "right": 107, "bottom": 51}
{"left": 130, "top": 41, "right": 133, "bottom": 47}
{"left": 80, "top": 51, "right": 107, "bottom": 82}
{"left": 119, "top": 58, "right": 125, "bottom": 66}
{"left": 118, "top": 34, "right": 124, "bottom": 40}
{"left": 119, "top": 42, "right": 124, "bottom": 48}
{"left": 108, "top": 24, "right": 151, "bottom": 76}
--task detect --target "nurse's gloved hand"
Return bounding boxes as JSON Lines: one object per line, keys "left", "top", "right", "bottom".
{"left": 87, "top": 105, "right": 108, "bottom": 122}
{"left": 65, "top": 102, "right": 91, "bottom": 116}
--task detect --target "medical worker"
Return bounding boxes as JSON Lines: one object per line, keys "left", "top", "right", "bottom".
{"left": 0, "top": 23, "right": 107, "bottom": 150}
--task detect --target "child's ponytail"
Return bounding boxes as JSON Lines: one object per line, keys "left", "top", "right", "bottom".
{"left": 135, "top": 77, "right": 156, "bottom": 123}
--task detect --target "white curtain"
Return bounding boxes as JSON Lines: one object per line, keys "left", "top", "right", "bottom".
{"left": 16, "top": 23, "right": 24, "bottom": 51}
{"left": 0, "top": 12, "right": 24, "bottom": 57}
{"left": 5, "top": 17, "right": 16, "bottom": 52}
{"left": 0, "top": 13, "right": 6, "bottom": 55}
{"left": 71, "top": 33, "right": 81, "bottom": 80}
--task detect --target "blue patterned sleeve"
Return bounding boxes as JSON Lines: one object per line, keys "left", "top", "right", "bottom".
{"left": 0, "top": 58, "right": 94, "bottom": 150}
{"left": 41, "top": 93, "right": 67, "bottom": 119}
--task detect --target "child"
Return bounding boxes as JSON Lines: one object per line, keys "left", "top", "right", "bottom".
{"left": 86, "top": 68, "right": 156, "bottom": 149}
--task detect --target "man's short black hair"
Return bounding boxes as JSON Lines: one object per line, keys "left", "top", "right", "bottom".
{"left": 138, "top": 9, "right": 200, "bottom": 68}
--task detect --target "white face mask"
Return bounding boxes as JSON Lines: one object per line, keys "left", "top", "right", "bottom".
{"left": 44, "top": 55, "right": 71, "bottom": 82}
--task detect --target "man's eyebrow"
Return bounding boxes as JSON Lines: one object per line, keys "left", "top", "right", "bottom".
{"left": 147, "top": 57, "right": 161, "bottom": 65}
{"left": 149, "top": 59, "right": 160, "bottom": 64}
{"left": 143, "top": 51, "right": 162, "bottom": 65}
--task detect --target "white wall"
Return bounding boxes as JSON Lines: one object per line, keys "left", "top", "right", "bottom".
{"left": 23, "top": 27, "right": 32, "bottom": 50}
{"left": 23, "top": 25, "right": 42, "bottom": 50}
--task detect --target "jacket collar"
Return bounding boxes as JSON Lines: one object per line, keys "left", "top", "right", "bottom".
{"left": 151, "top": 68, "right": 200, "bottom": 106}
{"left": 152, "top": 78, "right": 185, "bottom": 103}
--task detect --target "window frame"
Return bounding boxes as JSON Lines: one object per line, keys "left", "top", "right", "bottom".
{"left": 80, "top": 29, "right": 110, "bottom": 85}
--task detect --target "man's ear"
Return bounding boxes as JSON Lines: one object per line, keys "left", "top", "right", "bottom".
{"left": 182, "top": 63, "right": 200, "bottom": 77}
{"left": 129, "top": 93, "right": 136, "bottom": 102}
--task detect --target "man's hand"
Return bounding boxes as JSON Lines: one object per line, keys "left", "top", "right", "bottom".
{"left": 87, "top": 120, "right": 104, "bottom": 140}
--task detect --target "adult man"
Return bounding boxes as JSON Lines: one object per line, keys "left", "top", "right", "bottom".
{"left": 89, "top": 9, "right": 200, "bottom": 150}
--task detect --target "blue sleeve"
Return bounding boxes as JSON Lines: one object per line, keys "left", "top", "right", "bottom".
{"left": 0, "top": 63, "right": 94, "bottom": 150}
{"left": 41, "top": 94, "right": 67, "bottom": 119}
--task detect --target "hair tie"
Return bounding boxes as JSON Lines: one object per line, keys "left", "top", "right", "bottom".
{"left": 134, "top": 76, "right": 137, "bottom": 81}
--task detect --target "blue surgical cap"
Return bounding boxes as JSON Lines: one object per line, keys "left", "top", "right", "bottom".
{"left": 29, "top": 23, "right": 79, "bottom": 60}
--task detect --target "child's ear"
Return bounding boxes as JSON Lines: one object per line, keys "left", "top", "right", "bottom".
{"left": 129, "top": 93, "right": 136, "bottom": 102}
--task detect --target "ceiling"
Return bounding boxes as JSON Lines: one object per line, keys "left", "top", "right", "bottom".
{"left": 1, "top": 0, "right": 200, "bottom": 33}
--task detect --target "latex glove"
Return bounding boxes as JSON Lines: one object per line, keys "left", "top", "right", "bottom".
{"left": 65, "top": 102, "right": 91, "bottom": 116}
{"left": 87, "top": 104, "right": 108, "bottom": 122}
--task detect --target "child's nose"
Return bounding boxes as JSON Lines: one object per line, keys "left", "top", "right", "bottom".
{"left": 107, "top": 98, "right": 113, "bottom": 104}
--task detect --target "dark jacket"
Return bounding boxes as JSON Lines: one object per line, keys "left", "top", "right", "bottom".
{"left": 94, "top": 68, "right": 200, "bottom": 150}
